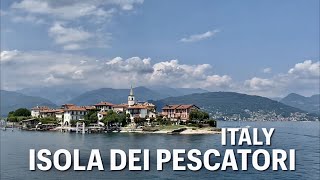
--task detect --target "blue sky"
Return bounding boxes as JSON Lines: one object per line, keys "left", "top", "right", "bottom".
{"left": 1, "top": 0, "right": 319, "bottom": 97}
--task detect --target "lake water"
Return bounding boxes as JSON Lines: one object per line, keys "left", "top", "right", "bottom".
{"left": 1, "top": 121, "right": 319, "bottom": 180}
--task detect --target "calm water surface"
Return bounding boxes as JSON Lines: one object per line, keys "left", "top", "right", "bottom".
{"left": 1, "top": 121, "right": 319, "bottom": 180}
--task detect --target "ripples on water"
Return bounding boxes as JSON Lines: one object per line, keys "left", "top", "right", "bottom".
{"left": 1, "top": 121, "right": 319, "bottom": 180}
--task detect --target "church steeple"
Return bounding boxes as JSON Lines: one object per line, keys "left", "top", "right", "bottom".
{"left": 128, "top": 85, "right": 135, "bottom": 106}
{"left": 130, "top": 85, "right": 134, "bottom": 96}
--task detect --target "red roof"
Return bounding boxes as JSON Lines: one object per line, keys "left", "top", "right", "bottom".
{"left": 113, "top": 104, "right": 129, "bottom": 108}
{"left": 82, "top": 106, "right": 96, "bottom": 110}
{"left": 65, "top": 106, "right": 86, "bottom": 111}
{"left": 162, "top": 104, "right": 198, "bottom": 110}
{"left": 162, "top": 105, "right": 181, "bottom": 110}
{"left": 128, "top": 105, "right": 148, "bottom": 109}
{"left": 94, "top": 102, "right": 114, "bottom": 106}
{"left": 31, "top": 106, "right": 50, "bottom": 110}
{"left": 176, "top": 104, "right": 197, "bottom": 109}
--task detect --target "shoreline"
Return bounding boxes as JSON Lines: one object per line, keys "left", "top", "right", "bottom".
{"left": 4, "top": 126, "right": 222, "bottom": 135}
{"left": 119, "top": 127, "right": 221, "bottom": 135}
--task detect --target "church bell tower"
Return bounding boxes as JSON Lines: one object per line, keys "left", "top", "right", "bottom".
{"left": 128, "top": 85, "right": 135, "bottom": 106}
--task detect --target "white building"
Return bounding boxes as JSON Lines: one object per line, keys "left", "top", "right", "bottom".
{"left": 31, "top": 106, "right": 50, "bottom": 117}
{"left": 94, "top": 102, "right": 113, "bottom": 111}
{"left": 62, "top": 105, "right": 87, "bottom": 126}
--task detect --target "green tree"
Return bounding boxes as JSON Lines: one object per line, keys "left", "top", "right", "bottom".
{"left": 101, "top": 110, "right": 126, "bottom": 127}
{"left": 70, "top": 120, "right": 77, "bottom": 127}
{"left": 38, "top": 117, "right": 57, "bottom": 124}
{"left": 8, "top": 108, "right": 31, "bottom": 117}
{"left": 189, "top": 109, "right": 209, "bottom": 121}
{"left": 206, "top": 119, "right": 217, "bottom": 127}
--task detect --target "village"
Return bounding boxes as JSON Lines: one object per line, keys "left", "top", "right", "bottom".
{"left": 7, "top": 86, "right": 218, "bottom": 134}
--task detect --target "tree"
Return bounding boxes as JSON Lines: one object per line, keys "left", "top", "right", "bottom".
{"left": 38, "top": 117, "right": 57, "bottom": 124}
{"left": 134, "top": 117, "right": 146, "bottom": 126}
{"left": 207, "top": 119, "right": 217, "bottom": 127}
{"left": 101, "top": 110, "right": 126, "bottom": 127}
{"left": 70, "top": 120, "right": 77, "bottom": 127}
{"left": 8, "top": 108, "right": 31, "bottom": 117}
{"left": 189, "top": 109, "right": 209, "bottom": 121}
{"left": 84, "top": 110, "right": 99, "bottom": 124}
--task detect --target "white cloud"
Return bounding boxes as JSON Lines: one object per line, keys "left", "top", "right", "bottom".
{"left": 11, "top": 14, "right": 45, "bottom": 24}
{"left": 0, "top": 50, "right": 20, "bottom": 62}
{"left": 244, "top": 77, "right": 276, "bottom": 91}
{"left": 243, "top": 60, "right": 320, "bottom": 97}
{"left": 48, "top": 22, "right": 109, "bottom": 50}
{"left": 180, "top": 29, "right": 220, "bottom": 43}
{"left": 11, "top": 0, "right": 116, "bottom": 20}
{"left": 1, "top": 50, "right": 232, "bottom": 91}
{"left": 205, "top": 75, "right": 232, "bottom": 88}
{"left": 288, "top": 60, "right": 320, "bottom": 78}
{"left": 2, "top": 50, "right": 318, "bottom": 97}
{"left": 105, "top": 57, "right": 153, "bottom": 73}
{"left": 9, "top": 0, "right": 142, "bottom": 50}
{"left": 49, "top": 22, "right": 92, "bottom": 44}
{"left": 262, "top": 67, "right": 272, "bottom": 73}
{"left": 11, "top": 0, "right": 142, "bottom": 20}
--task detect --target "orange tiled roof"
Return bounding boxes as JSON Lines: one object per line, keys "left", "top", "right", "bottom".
{"left": 82, "top": 106, "right": 96, "bottom": 110}
{"left": 31, "top": 106, "right": 50, "bottom": 110}
{"left": 162, "top": 104, "right": 198, "bottom": 110}
{"left": 162, "top": 105, "right": 181, "bottom": 110}
{"left": 65, "top": 106, "right": 86, "bottom": 111}
{"left": 39, "top": 110, "right": 55, "bottom": 113}
{"left": 39, "top": 109, "right": 62, "bottom": 113}
{"left": 128, "top": 105, "right": 148, "bottom": 109}
{"left": 94, "top": 101, "right": 114, "bottom": 106}
{"left": 113, "top": 104, "right": 129, "bottom": 108}
{"left": 176, "top": 104, "right": 196, "bottom": 109}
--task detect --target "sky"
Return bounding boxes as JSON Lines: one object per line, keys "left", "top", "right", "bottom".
{"left": 0, "top": 0, "right": 319, "bottom": 97}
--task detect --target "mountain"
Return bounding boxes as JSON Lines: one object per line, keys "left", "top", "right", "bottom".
{"left": 270, "top": 97, "right": 282, "bottom": 102}
{"left": 69, "top": 86, "right": 209, "bottom": 106}
{"left": 280, "top": 93, "right": 320, "bottom": 114}
{"left": 69, "top": 86, "right": 165, "bottom": 105}
{"left": 17, "top": 85, "right": 89, "bottom": 105}
{"left": 147, "top": 86, "right": 209, "bottom": 97}
{"left": 0, "top": 90, "right": 57, "bottom": 117}
{"left": 150, "top": 92, "right": 318, "bottom": 121}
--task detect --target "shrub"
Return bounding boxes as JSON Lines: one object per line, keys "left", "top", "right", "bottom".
{"left": 207, "top": 120, "right": 217, "bottom": 127}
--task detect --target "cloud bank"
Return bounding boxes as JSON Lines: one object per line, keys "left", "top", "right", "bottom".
{"left": 6, "top": 0, "right": 143, "bottom": 50}
{"left": 1, "top": 50, "right": 319, "bottom": 97}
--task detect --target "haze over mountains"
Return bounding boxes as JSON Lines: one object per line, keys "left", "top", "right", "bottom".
{"left": 16, "top": 85, "right": 90, "bottom": 105}
{"left": 0, "top": 90, "right": 57, "bottom": 117}
{"left": 1, "top": 86, "right": 319, "bottom": 119}
{"left": 16, "top": 86, "right": 208, "bottom": 105}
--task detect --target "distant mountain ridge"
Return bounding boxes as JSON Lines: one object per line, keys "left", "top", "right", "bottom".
{"left": 69, "top": 86, "right": 164, "bottom": 105}
{"left": 150, "top": 92, "right": 318, "bottom": 121}
{"left": 280, "top": 93, "right": 320, "bottom": 114}
{"left": 0, "top": 90, "right": 57, "bottom": 117}
{"left": 68, "top": 86, "right": 209, "bottom": 105}
{"left": 147, "top": 86, "right": 209, "bottom": 97}
{"left": 17, "top": 85, "right": 90, "bottom": 105}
